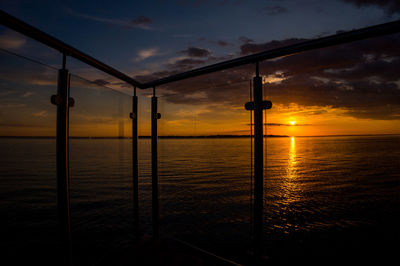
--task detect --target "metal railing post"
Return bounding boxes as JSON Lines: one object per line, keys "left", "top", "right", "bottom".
{"left": 131, "top": 87, "right": 139, "bottom": 236}
{"left": 253, "top": 62, "right": 263, "bottom": 257}
{"left": 151, "top": 87, "right": 160, "bottom": 238}
{"left": 51, "top": 54, "right": 73, "bottom": 265}
{"left": 245, "top": 63, "right": 271, "bottom": 258}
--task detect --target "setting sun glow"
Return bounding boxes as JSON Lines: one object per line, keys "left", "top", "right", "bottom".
{"left": 290, "top": 121, "right": 296, "bottom": 126}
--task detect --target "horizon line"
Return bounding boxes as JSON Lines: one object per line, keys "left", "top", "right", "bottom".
{"left": 1, "top": 133, "right": 399, "bottom": 139}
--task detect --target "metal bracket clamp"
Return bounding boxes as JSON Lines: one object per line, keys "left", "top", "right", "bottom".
{"left": 51, "top": 95, "right": 75, "bottom": 107}
{"left": 153, "top": 113, "right": 161, "bottom": 119}
{"left": 244, "top": 100, "right": 272, "bottom": 110}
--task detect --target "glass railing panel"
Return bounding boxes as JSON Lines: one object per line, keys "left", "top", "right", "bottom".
{"left": 156, "top": 66, "right": 254, "bottom": 263}
{"left": 0, "top": 31, "right": 59, "bottom": 265}
{"left": 135, "top": 88, "right": 153, "bottom": 237}
{"left": 68, "top": 73, "right": 135, "bottom": 265}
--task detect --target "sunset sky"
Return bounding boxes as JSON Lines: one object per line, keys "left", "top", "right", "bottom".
{"left": 1, "top": 0, "right": 400, "bottom": 136}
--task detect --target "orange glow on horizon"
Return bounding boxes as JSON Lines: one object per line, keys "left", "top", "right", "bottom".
{"left": 2, "top": 100, "right": 400, "bottom": 137}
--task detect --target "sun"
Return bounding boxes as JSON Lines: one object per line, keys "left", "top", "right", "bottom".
{"left": 290, "top": 121, "right": 296, "bottom": 126}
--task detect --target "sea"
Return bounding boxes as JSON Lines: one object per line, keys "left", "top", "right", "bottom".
{"left": 0, "top": 135, "right": 399, "bottom": 265}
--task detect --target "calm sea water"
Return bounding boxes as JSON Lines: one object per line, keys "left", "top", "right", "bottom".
{"left": 0, "top": 135, "right": 399, "bottom": 264}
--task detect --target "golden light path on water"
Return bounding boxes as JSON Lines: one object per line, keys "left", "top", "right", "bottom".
{"left": 281, "top": 136, "right": 301, "bottom": 208}
{"left": 288, "top": 137, "right": 296, "bottom": 179}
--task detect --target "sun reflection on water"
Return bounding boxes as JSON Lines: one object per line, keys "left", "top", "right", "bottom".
{"left": 288, "top": 137, "right": 296, "bottom": 179}
{"left": 280, "top": 136, "right": 300, "bottom": 208}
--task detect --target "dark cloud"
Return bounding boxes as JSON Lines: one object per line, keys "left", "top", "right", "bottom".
{"left": 240, "top": 38, "right": 306, "bottom": 55}
{"left": 266, "top": 123, "right": 288, "bottom": 126}
{"left": 209, "top": 40, "right": 233, "bottom": 47}
{"left": 342, "top": 0, "right": 400, "bottom": 14}
{"left": 265, "top": 74, "right": 400, "bottom": 119}
{"left": 92, "top": 79, "right": 110, "bottom": 86}
{"left": 238, "top": 36, "right": 254, "bottom": 44}
{"left": 265, "top": 123, "right": 311, "bottom": 126}
{"left": 131, "top": 16, "right": 153, "bottom": 26}
{"left": 169, "top": 58, "right": 206, "bottom": 71}
{"left": 134, "top": 70, "right": 181, "bottom": 84}
{"left": 261, "top": 5, "right": 288, "bottom": 16}
{"left": 137, "top": 54, "right": 235, "bottom": 80}
{"left": 144, "top": 67, "right": 253, "bottom": 106}
{"left": 217, "top": 40, "right": 230, "bottom": 47}
{"left": 180, "top": 47, "right": 211, "bottom": 57}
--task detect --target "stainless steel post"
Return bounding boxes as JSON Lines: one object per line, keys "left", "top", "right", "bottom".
{"left": 253, "top": 62, "right": 263, "bottom": 256}
{"left": 151, "top": 87, "right": 160, "bottom": 238}
{"left": 132, "top": 87, "right": 139, "bottom": 236}
{"left": 53, "top": 54, "right": 72, "bottom": 265}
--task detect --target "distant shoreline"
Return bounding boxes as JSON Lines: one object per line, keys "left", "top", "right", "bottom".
{"left": 0, "top": 134, "right": 399, "bottom": 139}
{"left": 0, "top": 135, "right": 288, "bottom": 139}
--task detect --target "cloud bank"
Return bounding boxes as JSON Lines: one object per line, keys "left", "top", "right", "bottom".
{"left": 134, "top": 33, "right": 400, "bottom": 121}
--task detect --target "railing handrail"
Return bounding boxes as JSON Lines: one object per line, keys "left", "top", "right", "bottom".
{"left": 0, "top": 10, "right": 143, "bottom": 88}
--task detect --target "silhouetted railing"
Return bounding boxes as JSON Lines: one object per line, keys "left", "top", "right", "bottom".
{"left": 1, "top": 9, "right": 400, "bottom": 265}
